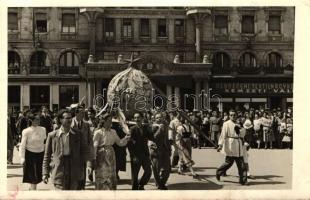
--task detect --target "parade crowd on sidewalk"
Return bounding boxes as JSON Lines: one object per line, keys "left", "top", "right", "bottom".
{"left": 7, "top": 104, "right": 293, "bottom": 190}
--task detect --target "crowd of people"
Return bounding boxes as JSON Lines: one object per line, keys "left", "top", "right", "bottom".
{"left": 7, "top": 105, "right": 293, "bottom": 190}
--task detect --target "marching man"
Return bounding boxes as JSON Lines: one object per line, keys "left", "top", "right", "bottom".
{"left": 216, "top": 109, "right": 247, "bottom": 185}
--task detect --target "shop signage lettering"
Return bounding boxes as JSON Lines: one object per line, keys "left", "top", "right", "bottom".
{"left": 214, "top": 82, "right": 293, "bottom": 94}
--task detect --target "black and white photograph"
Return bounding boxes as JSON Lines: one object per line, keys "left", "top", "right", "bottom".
{"left": 2, "top": 1, "right": 310, "bottom": 199}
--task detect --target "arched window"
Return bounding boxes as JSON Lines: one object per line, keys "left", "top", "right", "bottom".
{"left": 239, "top": 52, "right": 257, "bottom": 68}
{"left": 59, "top": 51, "right": 79, "bottom": 74}
{"left": 267, "top": 52, "right": 283, "bottom": 68}
{"left": 30, "top": 51, "right": 50, "bottom": 74}
{"left": 8, "top": 51, "right": 21, "bottom": 74}
{"left": 212, "top": 52, "right": 230, "bottom": 68}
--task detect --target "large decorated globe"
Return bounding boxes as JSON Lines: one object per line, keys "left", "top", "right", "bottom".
{"left": 107, "top": 55, "right": 153, "bottom": 119}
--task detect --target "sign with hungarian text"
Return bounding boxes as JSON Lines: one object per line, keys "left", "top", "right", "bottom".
{"left": 212, "top": 82, "right": 293, "bottom": 94}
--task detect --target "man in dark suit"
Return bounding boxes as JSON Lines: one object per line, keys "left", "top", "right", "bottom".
{"left": 149, "top": 112, "right": 171, "bottom": 190}
{"left": 71, "top": 106, "right": 94, "bottom": 190}
{"left": 39, "top": 106, "right": 53, "bottom": 135}
{"left": 127, "top": 112, "right": 153, "bottom": 190}
{"left": 42, "top": 109, "right": 89, "bottom": 190}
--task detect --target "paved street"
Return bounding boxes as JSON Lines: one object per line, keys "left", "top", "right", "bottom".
{"left": 7, "top": 147, "right": 292, "bottom": 190}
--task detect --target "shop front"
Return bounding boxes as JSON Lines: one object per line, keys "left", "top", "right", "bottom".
{"left": 210, "top": 80, "right": 293, "bottom": 112}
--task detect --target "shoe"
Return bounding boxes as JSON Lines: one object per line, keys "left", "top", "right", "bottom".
{"left": 138, "top": 185, "right": 145, "bottom": 190}
{"left": 192, "top": 174, "right": 199, "bottom": 179}
{"left": 240, "top": 181, "right": 249, "bottom": 186}
{"left": 216, "top": 174, "right": 221, "bottom": 181}
{"left": 158, "top": 185, "right": 168, "bottom": 190}
{"left": 247, "top": 175, "right": 255, "bottom": 179}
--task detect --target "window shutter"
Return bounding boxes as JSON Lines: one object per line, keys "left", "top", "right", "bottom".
{"left": 35, "top": 13, "right": 47, "bottom": 20}
{"left": 242, "top": 15, "right": 254, "bottom": 34}
{"left": 215, "top": 15, "right": 227, "bottom": 28}
{"left": 8, "top": 13, "right": 18, "bottom": 30}
{"left": 62, "top": 14, "right": 75, "bottom": 26}
{"left": 268, "top": 16, "right": 281, "bottom": 31}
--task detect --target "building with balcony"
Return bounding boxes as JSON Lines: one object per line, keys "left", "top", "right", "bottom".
{"left": 8, "top": 7, "right": 294, "bottom": 112}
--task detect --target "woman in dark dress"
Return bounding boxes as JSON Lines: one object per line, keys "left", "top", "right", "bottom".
{"left": 112, "top": 118, "right": 127, "bottom": 181}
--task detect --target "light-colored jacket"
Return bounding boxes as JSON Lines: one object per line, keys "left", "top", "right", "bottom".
{"left": 218, "top": 120, "right": 245, "bottom": 157}
{"left": 168, "top": 118, "right": 180, "bottom": 141}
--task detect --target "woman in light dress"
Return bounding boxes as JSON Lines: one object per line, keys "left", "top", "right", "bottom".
{"left": 93, "top": 113, "right": 130, "bottom": 190}
{"left": 253, "top": 113, "right": 263, "bottom": 149}
{"left": 261, "top": 112, "right": 274, "bottom": 149}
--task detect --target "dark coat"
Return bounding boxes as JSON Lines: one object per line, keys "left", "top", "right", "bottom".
{"left": 71, "top": 118, "right": 94, "bottom": 162}
{"left": 128, "top": 124, "right": 153, "bottom": 159}
{"left": 112, "top": 122, "right": 127, "bottom": 171}
{"left": 40, "top": 114, "right": 53, "bottom": 134}
{"left": 150, "top": 124, "right": 171, "bottom": 157}
{"left": 16, "top": 116, "right": 28, "bottom": 136}
{"left": 42, "top": 128, "right": 84, "bottom": 186}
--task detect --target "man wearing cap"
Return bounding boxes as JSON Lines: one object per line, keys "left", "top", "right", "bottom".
{"left": 71, "top": 106, "right": 94, "bottom": 190}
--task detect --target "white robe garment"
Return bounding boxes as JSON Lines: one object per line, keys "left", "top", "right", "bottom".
{"left": 218, "top": 120, "right": 245, "bottom": 157}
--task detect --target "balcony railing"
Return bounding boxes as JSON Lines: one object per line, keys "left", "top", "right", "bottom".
{"left": 29, "top": 66, "right": 49, "bottom": 74}
{"left": 212, "top": 66, "right": 287, "bottom": 75}
{"left": 263, "top": 66, "right": 284, "bottom": 74}
{"left": 59, "top": 67, "right": 79, "bottom": 74}
{"left": 211, "top": 67, "right": 232, "bottom": 74}
{"left": 236, "top": 66, "right": 262, "bottom": 74}
{"left": 8, "top": 67, "right": 20, "bottom": 74}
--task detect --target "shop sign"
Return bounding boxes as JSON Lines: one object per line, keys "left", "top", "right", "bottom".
{"left": 213, "top": 82, "right": 293, "bottom": 94}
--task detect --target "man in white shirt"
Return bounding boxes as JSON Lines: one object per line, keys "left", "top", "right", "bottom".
{"left": 216, "top": 109, "right": 247, "bottom": 185}
{"left": 168, "top": 111, "right": 181, "bottom": 168}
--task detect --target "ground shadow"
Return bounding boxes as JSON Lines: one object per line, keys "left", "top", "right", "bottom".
{"left": 251, "top": 175, "right": 283, "bottom": 180}
{"left": 223, "top": 178, "right": 286, "bottom": 186}
{"left": 7, "top": 174, "right": 23, "bottom": 178}
{"left": 247, "top": 181, "right": 286, "bottom": 186}
{"left": 193, "top": 167, "right": 217, "bottom": 172}
{"left": 168, "top": 180, "right": 223, "bottom": 190}
{"left": 7, "top": 165, "right": 23, "bottom": 169}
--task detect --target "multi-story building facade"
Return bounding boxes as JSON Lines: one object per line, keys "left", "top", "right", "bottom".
{"left": 8, "top": 7, "right": 294, "bottom": 112}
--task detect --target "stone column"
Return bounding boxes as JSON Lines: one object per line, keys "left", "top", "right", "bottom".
{"left": 51, "top": 83, "right": 59, "bottom": 110}
{"left": 203, "top": 81, "right": 209, "bottom": 111}
{"left": 186, "top": 8, "right": 211, "bottom": 62}
{"left": 174, "top": 86, "right": 180, "bottom": 108}
{"left": 87, "top": 82, "right": 95, "bottom": 107}
{"left": 22, "top": 84, "right": 30, "bottom": 109}
{"left": 166, "top": 85, "right": 172, "bottom": 110}
{"left": 80, "top": 8, "right": 104, "bottom": 58}
{"left": 194, "top": 80, "right": 201, "bottom": 110}
{"left": 133, "top": 18, "right": 140, "bottom": 43}
{"left": 150, "top": 18, "right": 157, "bottom": 44}
{"left": 195, "top": 22, "right": 203, "bottom": 62}
{"left": 115, "top": 18, "right": 122, "bottom": 44}
{"left": 168, "top": 18, "right": 175, "bottom": 44}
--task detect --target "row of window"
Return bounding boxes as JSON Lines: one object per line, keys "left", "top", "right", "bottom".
{"left": 213, "top": 52, "right": 283, "bottom": 68}
{"left": 8, "top": 50, "right": 79, "bottom": 74}
{"left": 8, "top": 85, "right": 79, "bottom": 110}
{"left": 8, "top": 12, "right": 281, "bottom": 39}
{"left": 8, "top": 49, "right": 284, "bottom": 76}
